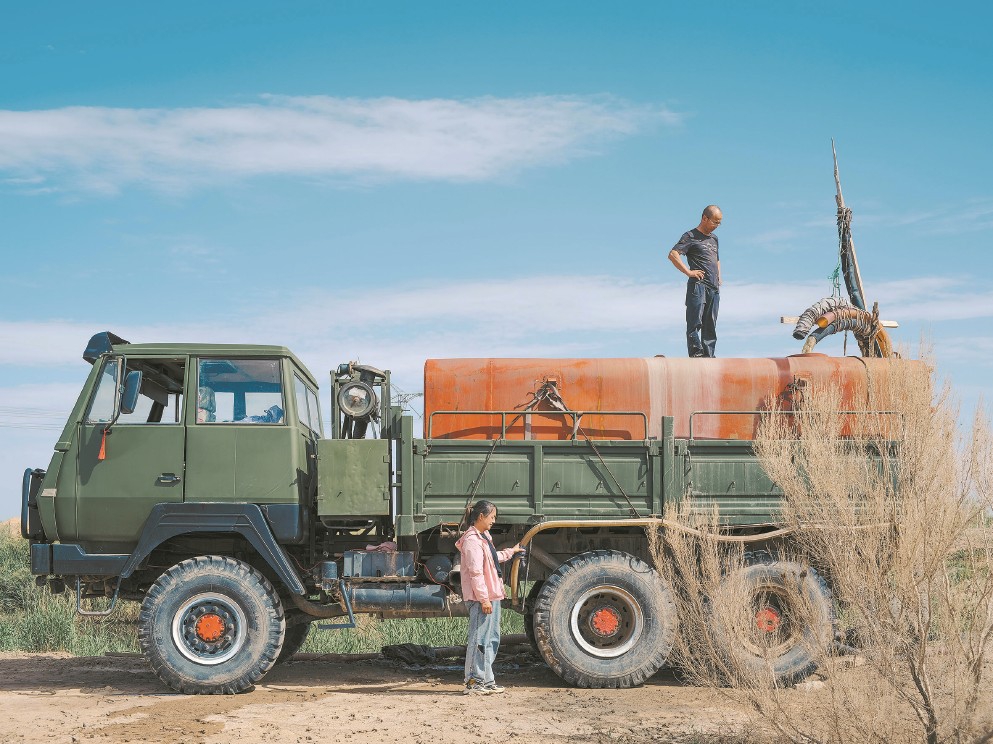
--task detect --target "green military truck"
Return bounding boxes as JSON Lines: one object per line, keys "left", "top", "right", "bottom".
{"left": 22, "top": 332, "right": 865, "bottom": 693}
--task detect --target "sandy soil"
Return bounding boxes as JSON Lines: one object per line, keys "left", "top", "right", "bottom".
{"left": 0, "top": 651, "right": 752, "bottom": 744}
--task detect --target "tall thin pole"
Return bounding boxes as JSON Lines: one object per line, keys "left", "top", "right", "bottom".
{"left": 833, "top": 139, "right": 866, "bottom": 311}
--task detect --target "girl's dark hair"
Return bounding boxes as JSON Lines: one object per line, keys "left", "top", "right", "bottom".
{"left": 468, "top": 500, "right": 497, "bottom": 526}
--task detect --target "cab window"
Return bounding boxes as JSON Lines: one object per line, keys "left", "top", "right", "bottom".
{"left": 294, "top": 374, "right": 323, "bottom": 436}
{"left": 85, "top": 357, "right": 185, "bottom": 424}
{"left": 197, "top": 358, "right": 284, "bottom": 424}
{"left": 86, "top": 360, "right": 119, "bottom": 423}
{"left": 306, "top": 387, "right": 323, "bottom": 435}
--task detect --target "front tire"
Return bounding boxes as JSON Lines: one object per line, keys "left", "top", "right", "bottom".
{"left": 138, "top": 556, "right": 285, "bottom": 694}
{"left": 275, "top": 619, "right": 311, "bottom": 664}
{"left": 532, "top": 550, "right": 678, "bottom": 688}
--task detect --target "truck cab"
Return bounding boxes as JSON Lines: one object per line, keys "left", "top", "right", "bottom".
{"left": 26, "top": 332, "right": 320, "bottom": 570}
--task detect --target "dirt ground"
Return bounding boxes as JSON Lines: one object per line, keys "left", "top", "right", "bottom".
{"left": 0, "top": 651, "right": 753, "bottom": 744}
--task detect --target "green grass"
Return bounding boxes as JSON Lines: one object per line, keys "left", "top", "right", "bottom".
{"left": 1, "top": 529, "right": 523, "bottom": 656}
{"left": 300, "top": 612, "right": 524, "bottom": 655}
{"left": 0, "top": 528, "right": 140, "bottom": 654}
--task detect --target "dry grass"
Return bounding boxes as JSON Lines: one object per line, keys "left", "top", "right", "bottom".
{"left": 651, "top": 349, "right": 993, "bottom": 744}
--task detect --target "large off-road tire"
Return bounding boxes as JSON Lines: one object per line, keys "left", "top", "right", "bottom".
{"left": 138, "top": 556, "right": 285, "bottom": 694}
{"left": 523, "top": 580, "right": 544, "bottom": 654}
{"left": 713, "top": 557, "right": 836, "bottom": 687}
{"left": 532, "top": 550, "right": 678, "bottom": 688}
{"left": 275, "top": 620, "right": 311, "bottom": 664}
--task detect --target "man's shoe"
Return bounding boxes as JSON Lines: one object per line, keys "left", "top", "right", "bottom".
{"left": 482, "top": 682, "right": 505, "bottom": 693}
{"left": 463, "top": 680, "right": 491, "bottom": 695}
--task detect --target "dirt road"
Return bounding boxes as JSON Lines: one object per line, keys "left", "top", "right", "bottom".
{"left": 0, "top": 651, "right": 750, "bottom": 744}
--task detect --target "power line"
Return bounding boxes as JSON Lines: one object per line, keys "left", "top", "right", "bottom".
{"left": 0, "top": 407, "right": 69, "bottom": 419}
{"left": 390, "top": 383, "right": 424, "bottom": 419}
{"left": 0, "top": 423, "right": 63, "bottom": 430}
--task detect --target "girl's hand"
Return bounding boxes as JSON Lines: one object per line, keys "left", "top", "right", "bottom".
{"left": 481, "top": 600, "right": 493, "bottom": 615}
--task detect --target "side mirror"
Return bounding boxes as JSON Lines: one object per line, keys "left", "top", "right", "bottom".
{"left": 120, "top": 370, "right": 143, "bottom": 415}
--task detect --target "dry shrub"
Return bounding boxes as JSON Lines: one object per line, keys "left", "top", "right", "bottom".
{"left": 650, "top": 511, "right": 838, "bottom": 744}
{"left": 651, "top": 350, "right": 993, "bottom": 744}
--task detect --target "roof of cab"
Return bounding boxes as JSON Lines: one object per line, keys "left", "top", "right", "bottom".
{"left": 112, "top": 342, "right": 322, "bottom": 388}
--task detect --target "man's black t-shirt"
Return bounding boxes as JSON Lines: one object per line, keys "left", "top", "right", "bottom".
{"left": 672, "top": 229, "right": 720, "bottom": 289}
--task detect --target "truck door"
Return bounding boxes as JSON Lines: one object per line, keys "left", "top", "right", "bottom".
{"left": 184, "top": 357, "right": 300, "bottom": 505}
{"left": 74, "top": 356, "right": 187, "bottom": 546}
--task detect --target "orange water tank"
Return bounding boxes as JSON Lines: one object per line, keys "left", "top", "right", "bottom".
{"left": 423, "top": 355, "right": 897, "bottom": 441}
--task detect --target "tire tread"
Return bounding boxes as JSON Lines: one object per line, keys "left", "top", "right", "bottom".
{"left": 138, "top": 555, "right": 285, "bottom": 694}
{"left": 532, "top": 549, "right": 676, "bottom": 689}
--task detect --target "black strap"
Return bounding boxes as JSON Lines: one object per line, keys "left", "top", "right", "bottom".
{"left": 483, "top": 532, "right": 503, "bottom": 579}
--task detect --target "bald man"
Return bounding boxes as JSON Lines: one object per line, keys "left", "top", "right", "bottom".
{"left": 668, "top": 205, "right": 722, "bottom": 357}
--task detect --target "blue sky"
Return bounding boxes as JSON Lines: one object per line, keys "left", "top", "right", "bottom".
{"left": 2, "top": 2, "right": 991, "bottom": 518}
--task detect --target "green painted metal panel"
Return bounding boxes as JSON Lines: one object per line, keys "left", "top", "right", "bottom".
{"left": 541, "top": 452, "right": 651, "bottom": 516}
{"left": 54, "top": 448, "right": 78, "bottom": 540}
{"left": 397, "top": 414, "right": 415, "bottom": 527}
{"left": 317, "top": 439, "right": 390, "bottom": 516}
{"left": 185, "top": 426, "right": 301, "bottom": 504}
{"left": 423, "top": 453, "right": 532, "bottom": 497}
{"left": 394, "top": 416, "right": 799, "bottom": 536}
{"left": 683, "top": 495, "right": 785, "bottom": 525}
{"left": 683, "top": 440, "right": 784, "bottom": 523}
{"left": 74, "top": 423, "right": 186, "bottom": 544}
{"left": 416, "top": 442, "right": 543, "bottom": 521}
{"left": 407, "top": 439, "right": 659, "bottom": 532}
{"left": 37, "top": 453, "right": 64, "bottom": 542}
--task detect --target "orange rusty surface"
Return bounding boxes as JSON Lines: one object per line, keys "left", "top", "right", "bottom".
{"left": 423, "top": 355, "right": 900, "bottom": 441}
{"left": 591, "top": 607, "right": 621, "bottom": 636}
{"left": 195, "top": 613, "right": 225, "bottom": 642}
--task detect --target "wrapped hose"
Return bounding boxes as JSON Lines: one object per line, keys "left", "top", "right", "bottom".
{"left": 800, "top": 302, "right": 891, "bottom": 357}
{"left": 793, "top": 296, "right": 851, "bottom": 340}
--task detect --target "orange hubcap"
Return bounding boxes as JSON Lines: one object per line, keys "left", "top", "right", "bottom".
{"left": 195, "top": 613, "right": 226, "bottom": 642}
{"left": 590, "top": 607, "right": 621, "bottom": 636}
{"left": 755, "top": 607, "right": 781, "bottom": 633}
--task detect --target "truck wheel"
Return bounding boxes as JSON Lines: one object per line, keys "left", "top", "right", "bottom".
{"left": 138, "top": 556, "right": 285, "bottom": 694}
{"left": 523, "top": 580, "right": 544, "bottom": 653}
{"left": 714, "top": 557, "right": 836, "bottom": 686}
{"left": 532, "top": 550, "right": 678, "bottom": 688}
{"left": 275, "top": 620, "right": 311, "bottom": 664}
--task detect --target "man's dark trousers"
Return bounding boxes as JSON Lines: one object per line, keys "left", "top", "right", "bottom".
{"left": 685, "top": 280, "right": 719, "bottom": 357}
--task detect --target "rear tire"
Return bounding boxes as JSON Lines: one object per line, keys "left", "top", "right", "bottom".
{"left": 138, "top": 556, "right": 285, "bottom": 694}
{"left": 532, "top": 550, "right": 678, "bottom": 688}
{"left": 523, "top": 580, "right": 545, "bottom": 653}
{"left": 713, "top": 557, "right": 836, "bottom": 686}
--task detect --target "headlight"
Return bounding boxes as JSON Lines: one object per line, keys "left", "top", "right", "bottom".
{"left": 337, "top": 381, "right": 378, "bottom": 419}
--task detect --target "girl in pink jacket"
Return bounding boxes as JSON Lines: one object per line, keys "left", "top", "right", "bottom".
{"left": 455, "top": 500, "right": 524, "bottom": 695}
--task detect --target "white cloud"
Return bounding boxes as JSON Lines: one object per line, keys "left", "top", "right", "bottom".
{"left": 0, "top": 95, "right": 679, "bottom": 194}
{"left": 742, "top": 198, "right": 993, "bottom": 251}
{"left": 933, "top": 336, "right": 993, "bottom": 368}
{"left": 877, "top": 280, "right": 993, "bottom": 322}
{"left": 5, "top": 274, "right": 989, "bottom": 371}
{"left": 839, "top": 198, "right": 993, "bottom": 235}
{"left": 739, "top": 227, "right": 804, "bottom": 248}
